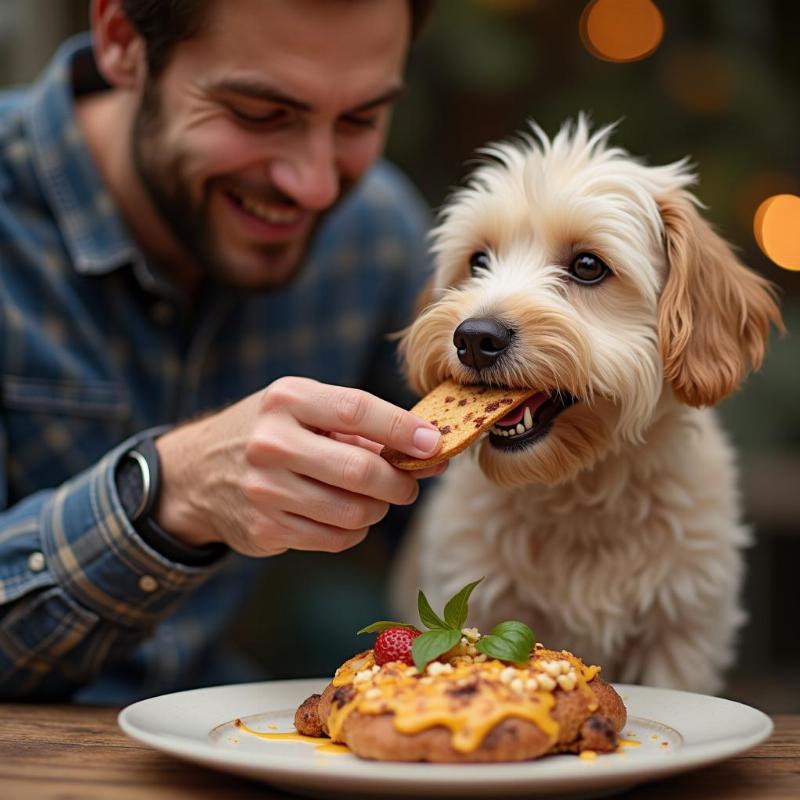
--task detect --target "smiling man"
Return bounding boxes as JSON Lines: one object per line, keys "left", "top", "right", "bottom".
{"left": 0, "top": 0, "right": 441, "bottom": 701}
{"left": 83, "top": 0, "right": 413, "bottom": 290}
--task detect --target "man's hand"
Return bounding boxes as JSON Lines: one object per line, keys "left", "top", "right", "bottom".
{"left": 153, "top": 378, "right": 444, "bottom": 556}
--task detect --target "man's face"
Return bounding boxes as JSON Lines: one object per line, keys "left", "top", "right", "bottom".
{"left": 131, "top": 0, "right": 411, "bottom": 289}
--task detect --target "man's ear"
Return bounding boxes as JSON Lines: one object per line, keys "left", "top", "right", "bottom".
{"left": 657, "top": 191, "right": 783, "bottom": 407}
{"left": 91, "top": 0, "right": 146, "bottom": 89}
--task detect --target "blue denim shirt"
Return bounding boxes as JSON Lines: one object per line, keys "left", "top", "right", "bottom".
{"left": 0, "top": 35, "right": 432, "bottom": 702}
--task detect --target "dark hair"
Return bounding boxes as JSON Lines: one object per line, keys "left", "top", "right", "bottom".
{"left": 121, "top": 0, "right": 435, "bottom": 77}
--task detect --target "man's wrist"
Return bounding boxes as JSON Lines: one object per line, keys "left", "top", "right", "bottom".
{"left": 116, "top": 435, "right": 226, "bottom": 565}
{"left": 152, "top": 427, "right": 221, "bottom": 548}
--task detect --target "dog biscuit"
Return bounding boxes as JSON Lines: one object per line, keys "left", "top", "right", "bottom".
{"left": 382, "top": 379, "right": 537, "bottom": 469}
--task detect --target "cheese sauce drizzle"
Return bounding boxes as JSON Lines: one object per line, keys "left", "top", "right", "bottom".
{"left": 233, "top": 719, "right": 350, "bottom": 753}
{"left": 326, "top": 646, "right": 603, "bottom": 754}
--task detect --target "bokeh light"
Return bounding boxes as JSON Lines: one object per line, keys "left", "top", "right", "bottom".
{"left": 754, "top": 194, "right": 800, "bottom": 271}
{"left": 579, "top": 0, "right": 664, "bottom": 63}
{"left": 736, "top": 172, "right": 799, "bottom": 237}
{"left": 660, "top": 45, "right": 732, "bottom": 113}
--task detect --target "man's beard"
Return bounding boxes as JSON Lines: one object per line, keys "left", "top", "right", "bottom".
{"left": 130, "top": 80, "right": 343, "bottom": 291}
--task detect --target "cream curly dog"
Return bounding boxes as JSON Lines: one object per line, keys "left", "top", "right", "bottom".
{"left": 392, "top": 118, "right": 782, "bottom": 693}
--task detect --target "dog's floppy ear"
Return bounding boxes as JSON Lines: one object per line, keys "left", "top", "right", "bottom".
{"left": 412, "top": 275, "right": 438, "bottom": 319}
{"left": 657, "top": 192, "right": 783, "bottom": 407}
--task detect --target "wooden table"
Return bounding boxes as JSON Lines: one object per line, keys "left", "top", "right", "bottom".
{"left": 0, "top": 705, "right": 798, "bottom": 799}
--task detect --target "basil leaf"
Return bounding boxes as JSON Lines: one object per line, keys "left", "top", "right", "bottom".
{"left": 443, "top": 578, "right": 483, "bottom": 630}
{"left": 490, "top": 620, "right": 535, "bottom": 649}
{"left": 411, "top": 628, "right": 462, "bottom": 672}
{"left": 475, "top": 620, "right": 535, "bottom": 665}
{"left": 357, "top": 621, "right": 416, "bottom": 635}
{"left": 417, "top": 590, "right": 449, "bottom": 630}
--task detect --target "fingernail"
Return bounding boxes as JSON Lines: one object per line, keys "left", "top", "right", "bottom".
{"left": 412, "top": 427, "right": 441, "bottom": 456}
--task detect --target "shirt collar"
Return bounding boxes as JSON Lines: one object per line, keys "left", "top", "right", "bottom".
{"left": 24, "top": 33, "right": 141, "bottom": 276}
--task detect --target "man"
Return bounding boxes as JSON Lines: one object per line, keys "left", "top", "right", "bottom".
{"left": 0, "top": 0, "right": 442, "bottom": 701}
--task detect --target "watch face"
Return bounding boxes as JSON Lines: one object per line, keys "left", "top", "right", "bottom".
{"left": 117, "top": 452, "right": 147, "bottom": 521}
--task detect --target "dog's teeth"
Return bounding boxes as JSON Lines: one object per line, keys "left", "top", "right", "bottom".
{"left": 523, "top": 407, "right": 533, "bottom": 430}
{"left": 502, "top": 429, "right": 510, "bottom": 437}
{"left": 516, "top": 423, "right": 525, "bottom": 435}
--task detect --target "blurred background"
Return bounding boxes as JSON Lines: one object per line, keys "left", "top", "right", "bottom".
{"left": 1, "top": 0, "right": 797, "bottom": 712}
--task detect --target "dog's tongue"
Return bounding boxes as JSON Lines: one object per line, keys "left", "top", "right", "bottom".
{"left": 497, "top": 392, "right": 548, "bottom": 426}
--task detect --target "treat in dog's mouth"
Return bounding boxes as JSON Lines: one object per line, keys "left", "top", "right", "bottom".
{"left": 488, "top": 391, "right": 576, "bottom": 449}
{"left": 382, "top": 380, "right": 538, "bottom": 470}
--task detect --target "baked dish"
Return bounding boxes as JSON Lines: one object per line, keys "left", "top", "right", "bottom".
{"left": 295, "top": 580, "right": 626, "bottom": 762}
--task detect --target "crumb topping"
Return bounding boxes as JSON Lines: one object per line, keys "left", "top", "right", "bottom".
{"left": 326, "top": 645, "right": 601, "bottom": 753}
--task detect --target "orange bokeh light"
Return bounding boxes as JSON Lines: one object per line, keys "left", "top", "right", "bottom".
{"left": 580, "top": 0, "right": 664, "bottom": 63}
{"left": 754, "top": 194, "right": 800, "bottom": 271}
{"left": 660, "top": 45, "right": 732, "bottom": 113}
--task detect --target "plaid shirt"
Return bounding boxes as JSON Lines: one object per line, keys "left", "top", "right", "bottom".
{"left": 0, "top": 36, "right": 432, "bottom": 702}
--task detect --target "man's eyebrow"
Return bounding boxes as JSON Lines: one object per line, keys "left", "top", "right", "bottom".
{"left": 207, "top": 78, "right": 406, "bottom": 114}
{"left": 347, "top": 85, "right": 407, "bottom": 114}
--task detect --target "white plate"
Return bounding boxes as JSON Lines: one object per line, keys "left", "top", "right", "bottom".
{"left": 118, "top": 680, "right": 772, "bottom": 799}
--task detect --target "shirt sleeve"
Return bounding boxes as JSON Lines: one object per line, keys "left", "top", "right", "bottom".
{"left": 0, "top": 427, "right": 227, "bottom": 700}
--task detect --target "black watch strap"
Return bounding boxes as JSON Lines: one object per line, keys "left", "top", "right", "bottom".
{"left": 116, "top": 437, "right": 228, "bottom": 567}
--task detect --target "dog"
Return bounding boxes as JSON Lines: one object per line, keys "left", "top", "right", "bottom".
{"left": 391, "top": 117, "right": 782, "bottom": 694}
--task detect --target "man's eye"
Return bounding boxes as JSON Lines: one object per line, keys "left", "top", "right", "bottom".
{"left": 469, "top": 251, "right": 491, "bottom": 277}
{"left": 230, "top": 107, "right": 284, "bottom": 125}
{"left": 342, "top": 115, "right": 378, "bottom": 129}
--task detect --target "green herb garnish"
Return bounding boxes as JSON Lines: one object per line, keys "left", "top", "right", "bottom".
{"left": 476, "top": 620, "right": 536, "bottom": 665}
{"left": 358, "top": 578, "right": 536, "bottom": 672}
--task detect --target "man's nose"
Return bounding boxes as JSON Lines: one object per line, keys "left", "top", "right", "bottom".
{"left": 453, "top": 317, "right": 514, "bottom": 371}
{"left": 269, "top": 131, "right": 340, "bottom": 211}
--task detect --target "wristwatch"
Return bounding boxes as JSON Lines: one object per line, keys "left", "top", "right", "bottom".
{"left": 117, "top": 437, "right": 161, "bottom": 524}
{"left": 115, "top": 437, "right": 227, "bottom": 566}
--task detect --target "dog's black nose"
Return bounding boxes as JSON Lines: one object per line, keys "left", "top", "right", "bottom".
{"left": 453, "top": 317, "right": 513, "bottom": 371}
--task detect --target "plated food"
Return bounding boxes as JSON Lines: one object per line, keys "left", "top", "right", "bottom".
{"left": 294, "top": 580, "right": 626, "bottom": 762}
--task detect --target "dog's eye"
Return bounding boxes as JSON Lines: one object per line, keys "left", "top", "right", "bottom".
{"left": 469, "top": 251, "right": 491, "bottom": 277}
{"left": 569, "top": 253, "right": 609, "bottom": 285}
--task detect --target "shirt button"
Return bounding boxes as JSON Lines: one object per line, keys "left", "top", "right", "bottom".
{"left": 28, "top": 551, "right": 46, "bottom": 572}
{"left": 138, "top": 575, "right": 159, "bottom": 593}
{"left": 150, "top": 301, "right": 175, "bottom": 325}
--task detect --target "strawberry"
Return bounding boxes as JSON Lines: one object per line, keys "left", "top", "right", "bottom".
{"left": 373, "top": 627, "right": 421, "bottom": 666}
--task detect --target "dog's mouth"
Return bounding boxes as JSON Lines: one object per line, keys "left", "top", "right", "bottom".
{"left": 488, "top": 390, "right": 576, "bottom": 450}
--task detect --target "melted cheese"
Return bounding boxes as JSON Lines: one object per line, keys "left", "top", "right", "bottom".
{"left": 314, "top": 742, "right": 350, "bottom": 755}
{"left": 233, "top": 720, "right": 350, "bottom": 754}
{"left": 331, "top": 651, "right": 375, "bottom": 687}
{"left": 327, "top": 647, "right": 604, "bottom": 754}
{"left": 234, "top": 720, "right": 325, "bottom": 745}
{"left": 618, "top": 737, "right": 641, "bottom": 749}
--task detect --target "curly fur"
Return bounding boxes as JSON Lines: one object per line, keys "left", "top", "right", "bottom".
{"left": 392, "top": 117, "right": 783, "bottom": 693}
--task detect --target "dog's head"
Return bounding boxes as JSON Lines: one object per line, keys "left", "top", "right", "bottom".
{"left": 400, "top": 117, "right": 782, "bottom": 487}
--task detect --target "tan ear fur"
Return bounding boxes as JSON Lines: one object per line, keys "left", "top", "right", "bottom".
{"left": 412, "top": 274, "right": 438, "bottom": 319}
{"left": 387, "top": 275, "right": 438, "bottom": 346}
{"left": 658, "top": 193, "right": 783, "bottom": 407}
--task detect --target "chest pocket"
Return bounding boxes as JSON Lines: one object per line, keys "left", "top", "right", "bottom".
{"left": 1, "top": 375, "right": 133, "bottom": 500}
